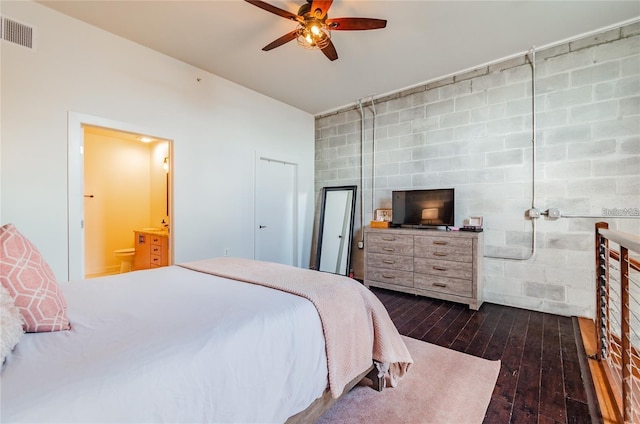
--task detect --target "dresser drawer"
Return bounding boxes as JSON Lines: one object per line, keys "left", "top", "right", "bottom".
{"left": 367, "top": 268, "right": 413, "bottom": 288}
{"left": 414, "top": 258, "right": 472, "bottom": 280}
{"left": 414, "top": 274, "right": 472, "bottom": 297}
{"left": 367, "top": 253, "right": 413, "bottom": 271}
{"left": 150, "top": 255, "right": 163, "bottom": 267}
{"left": 150, "top": 244, "right": 163, "bottom": 256}
{"left": 414, "top": 236, "right": 472, "bottom": 263}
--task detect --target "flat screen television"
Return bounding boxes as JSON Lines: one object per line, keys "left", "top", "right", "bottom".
{"left": 391, "top": 188, "right": 455, "bottom": 228}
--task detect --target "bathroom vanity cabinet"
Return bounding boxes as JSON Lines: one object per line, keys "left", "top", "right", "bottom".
{"left": 133, "top": 230, "right": 169, "bottom": 270}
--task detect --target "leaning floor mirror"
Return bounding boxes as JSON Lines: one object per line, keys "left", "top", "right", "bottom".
{"left": 315, "top": 185, "right": 357, "bottom": 276}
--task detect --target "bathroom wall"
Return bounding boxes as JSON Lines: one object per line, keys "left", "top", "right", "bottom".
{"left": 314, "top": 22, "right": 640, "bottom": 318}
{"left": 84, "top": 129, "right": 167, "bottom": 276}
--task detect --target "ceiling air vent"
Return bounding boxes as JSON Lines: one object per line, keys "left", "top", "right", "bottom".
{"left": 1, "top": 17, "right": 33, "bottom": 49}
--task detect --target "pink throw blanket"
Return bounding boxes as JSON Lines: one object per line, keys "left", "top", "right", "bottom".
{"left": 179, "top": 257, "right": 413, "bottom": 398}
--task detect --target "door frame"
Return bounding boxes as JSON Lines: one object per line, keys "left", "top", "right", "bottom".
{"left": 253, "top": 153, "right": 299, "bottom": 267}
{"left": 67, "top": 112, "right": 174, "bottom": 280}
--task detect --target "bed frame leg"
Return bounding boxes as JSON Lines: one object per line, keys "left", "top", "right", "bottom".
{"left": 366, "top": 366, "right": 384, "bottom": 392}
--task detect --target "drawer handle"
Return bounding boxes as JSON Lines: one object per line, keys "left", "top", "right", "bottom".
{"left": 382, "top": 236, "right": 396, "bottom": 241}
{"left": 433, "top": 266, "right": 448, "bottom": 271}
{"left": 382, "top": 247, "right": 395, "bottom": 252}
{"left": 382, "top": 260, "right": 395, "bottom": 264}
{"left": 433, "top": 241, "right": 448, "bottom": 245}
{"left": 433, "top": 282, "right": 448, "bottom": 288}
{"left": 382, "top": 274, "right": 395, "bottom": 279}
{"left": 433, "top": 252, "right": 448, "bottom": 257}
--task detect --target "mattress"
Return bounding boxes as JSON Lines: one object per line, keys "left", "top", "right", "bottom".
{"left": 1, "top": 265, "right": 328, "bottom": 423}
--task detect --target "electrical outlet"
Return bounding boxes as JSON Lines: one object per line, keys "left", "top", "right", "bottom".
{"left": 358, "top": 241, "right": 364, "bottom": 249}
{"left": 224, "top": 248, "right": 230, "bottom": 256}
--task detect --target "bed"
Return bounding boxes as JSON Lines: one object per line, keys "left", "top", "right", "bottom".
{"left": 1, "top": 254, "right": 412, "bottom": 423}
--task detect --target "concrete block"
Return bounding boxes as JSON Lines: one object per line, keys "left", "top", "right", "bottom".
{"left": 539, "top": 49, "right": 594, "bottom": 76}
{"left": 468, "top": 136, "right": 505, "bottom": 153}
{"left": 376, "top": 137, "right": 400, "bottom": 152}
{"left": 488, "top": 56, "right": 527, "bottom": 73}
{"left": 621, "top": 55, "right": 640, "bottom": 76}
{"left": 337, "top": 121, "right": 357, "bottom": 135}
{"left": 411, "top": 173, "right": 434, "bottom": 187}
{"left": 616, "top": 176, "right": 640, "bottom": 195}
{"left": 621, "top": 97, "right": 640, "bottom": 116}
{"left": 439, "top": 170, "right": 470, "bottom": 185}
{"left": 620, "top": 136, "right": 640, "bottom": 154}
{"left": 569, "top": 100, "right": 619, "bottom": 124}
{"left": 426, "top": 76, "right": 455, "bottom": 91}
{"left": 454, "top": 67, "right": 488, "bottom": 82}
{"left": 571, "top": 61, "right": 620, "bottom": 87}
{"left": 593, "top": 156, "right": 640, "bottom": 176}
{"left": 411, "top": 116, "right": 439, "bottom": 133}
{"left": 399, "top": 106, "right": 426, "bottom": 122}
{"left": 468, "top": 168, "right": 505, "bottom": 183}
{"left": 388, "top": 122, "right": 412, "bottom": 138}
{"left": 486, "top": 149, "right": 524, "bottom": 167}
{"left": 487, "top": 116, "right": 525, "bottom": 135}
{"left": 426, "top": 99, "right": 455, "bottom": 117}
{"left": 327, "top": 134, "right": 347, "bottom": 148}
{"left": 544, "top": 160, "right": 591, "bottom": 179}
{"left": 535, "top": 73, "right": 570, "bottom": 94}
{"left": 440, "top": 80, "right": 472, "bottom": 99}
{"left": 337, "top": 143, "right": 360, "bottom": 158}
{"left": 440, "top": 110, "right": 470, "bottom": 128}
{"left": 615, "top": 76, "right": 640, "bottom": 97}
{"left": 376, "top": 162, "right": 400, "bottom": 177}
{"left": 411, "top": 146, "right": 438, "bottom": 161}
{"left": 472, "top": 71, "right": 508, "bottom": 92}
{"left": 545, "top": 232, "right": 592, "bottom": 251}
{"left": 376, "top": 112, "right": 400, "bottom": 127}
{"left": 505, "top": 64, "right": 532, "bottom": 84}
{"left": 536, "top": 109, "right": 568, "bottom": 129}
{"left": 411, "top": 89, "right": 439, "bottom": 106}
{"left": 470, "top": 104, "right": 505, "bottom": 122}
{"left": 535, "top": 145, "right": 567, "bottom": 163}
{"left": 546, "top": 86, "right": 593, "bottom": 110}
{"left": 320, "top": 126, "right": 337, "bottom": 138}
{"left": 425, "top": 128, "right": 455, "bottom": 144}
{"left": 398, "top": 133, "right": 426, "bottom": 149}
{"left": 622, "top": 21, "right": 640, "bottom": 37}
{"left": 455, "top": 92, "right": 488, "bottom": 111}
{"left": 388, "top": 149, "right": 412, "bottom": 163}
{"left": 506, "top": 98, "right": 531, "bottom": 117}
{"left": 535, "top": 44, "right": 570, "bottom": 62}
{"left": 593, "top": 116, "right": 640, "bottom": 139}
{"left": 488, "top": 83, "right": 527, "bottom": 104}
{"left": 454, "top": 123, "right": 487, "bottom": 140}
{"left": 387, "top": 95, "right": 414, "bottom": 112}
{"left": 505, "top": 132, "right": 531, "bottom": 149}
{"left": 594, "top": 36, "right": 640, "bottom": 62}
{"left": 594, "top": 81, "right": 616, "bottom": 101}
{"left": 544, "top": 124, "right": 592, "bottom": 144}
{"left": 567, "top": 140, "right": 618, "bottom": 159}
{"left": 570, "top": 28, "right": 621, "bottom": 51}
{"left": 567, "top": 177, "right": 617, "bottom": 196}
{"left": 387, "top": 175, "right": 412, "bottom": 188}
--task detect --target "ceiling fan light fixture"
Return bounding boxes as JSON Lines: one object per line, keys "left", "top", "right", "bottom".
{"left": 296, "top": 22, "right": 331, "bottom": 49}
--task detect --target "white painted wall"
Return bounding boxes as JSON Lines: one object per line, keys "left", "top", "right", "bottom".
{"left": 0, "top": 1, "right": 315, "bottom": 280}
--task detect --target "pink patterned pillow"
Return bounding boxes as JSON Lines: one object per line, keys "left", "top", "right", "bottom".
{"left": 0, "top": 223, "right": 70, "bottom": 332}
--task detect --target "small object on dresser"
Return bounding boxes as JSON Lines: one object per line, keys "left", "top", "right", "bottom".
{"left": 374, "top": 208, "right": 392, "bottom": 222}
{"left": 461, "top": 216, "right": 483, "bottom": 231}
{"left": 370, "top": 220, "right": 390, "bottom": 229}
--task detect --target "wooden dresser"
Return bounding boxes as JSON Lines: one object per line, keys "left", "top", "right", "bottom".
{"left": 364, "top": 227, "right": 484, "bottom": 310}
{"left": 133, "top": 230, "right": 169, "bottom": 270}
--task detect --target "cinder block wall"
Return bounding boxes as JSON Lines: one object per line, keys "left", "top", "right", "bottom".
{"left": 314, "top": 22, "right": 640, "bottom": 317}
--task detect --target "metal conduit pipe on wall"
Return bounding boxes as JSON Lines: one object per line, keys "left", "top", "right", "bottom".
{"left": 486, "top": 46, "right": 538, "bottom": 261}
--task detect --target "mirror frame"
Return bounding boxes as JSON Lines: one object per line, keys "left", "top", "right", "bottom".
{"left": 315, "top": 185, "right": 357, "bottom": 276}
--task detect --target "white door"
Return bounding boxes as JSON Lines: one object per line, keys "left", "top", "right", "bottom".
{"left": 255, "top": 157, "right": 297, "bottom": 266}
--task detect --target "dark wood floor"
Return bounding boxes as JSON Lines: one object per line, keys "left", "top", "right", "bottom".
{"left": 370, "top": 288, "right": 596, "bottom": 424}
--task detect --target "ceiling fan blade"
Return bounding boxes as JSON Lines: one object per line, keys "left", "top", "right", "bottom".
{"left": 244, "top": 0, "right": 301, "bottom": 22}
{"left": 262, "top": 30, "right": 298, "bottom": 51}
{"left": 326, "top": 18, "right": 387, "bottom": 31}
{"left": 310, "top": 0, "right": 333, "bottom": 19}
{"left": 321, "top": 40, "right": 338, "bottom": 61}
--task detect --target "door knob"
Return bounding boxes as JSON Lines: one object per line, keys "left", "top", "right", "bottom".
{"left": 259, "top": 225, "right": 267, "bottom": 229}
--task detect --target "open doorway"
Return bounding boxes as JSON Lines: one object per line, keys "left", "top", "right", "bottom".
{"left": 83, "top": 126, "right": 171, "bottom": 278}
{"left": 67, "top": 112, "right": 173, "bottom": 281}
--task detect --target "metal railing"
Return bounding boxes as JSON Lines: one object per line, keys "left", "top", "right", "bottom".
{"left": 595, "top": 222, "right": 640, "bottom": 423}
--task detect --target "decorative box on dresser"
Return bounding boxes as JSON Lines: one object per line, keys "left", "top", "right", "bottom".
{"left": 364, "top": 226, "right": 484, "bottom": 310}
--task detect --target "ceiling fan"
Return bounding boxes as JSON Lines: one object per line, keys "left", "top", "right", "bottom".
{"left": 245, "top": 0, "right": 387, "bottom": 61}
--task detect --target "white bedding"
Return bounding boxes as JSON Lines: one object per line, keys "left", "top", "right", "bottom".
{"left": 1, "top": 265, "right": 328, "bottom": 423}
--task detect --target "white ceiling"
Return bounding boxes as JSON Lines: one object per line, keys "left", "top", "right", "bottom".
{"left": 38, "top": 0, "right": 639, "bottom": 115}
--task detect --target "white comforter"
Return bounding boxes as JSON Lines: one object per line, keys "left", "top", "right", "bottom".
{"left": 1, "top": 266, "right": 328, "bottom": 423}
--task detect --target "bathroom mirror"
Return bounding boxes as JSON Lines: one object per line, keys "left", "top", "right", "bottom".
{"left": 315, "top": 185, "right": 357, "bottom": 276}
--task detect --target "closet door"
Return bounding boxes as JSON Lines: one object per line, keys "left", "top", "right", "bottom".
{"left": 254, "top": 157, "right": 297, "bottom": 266}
